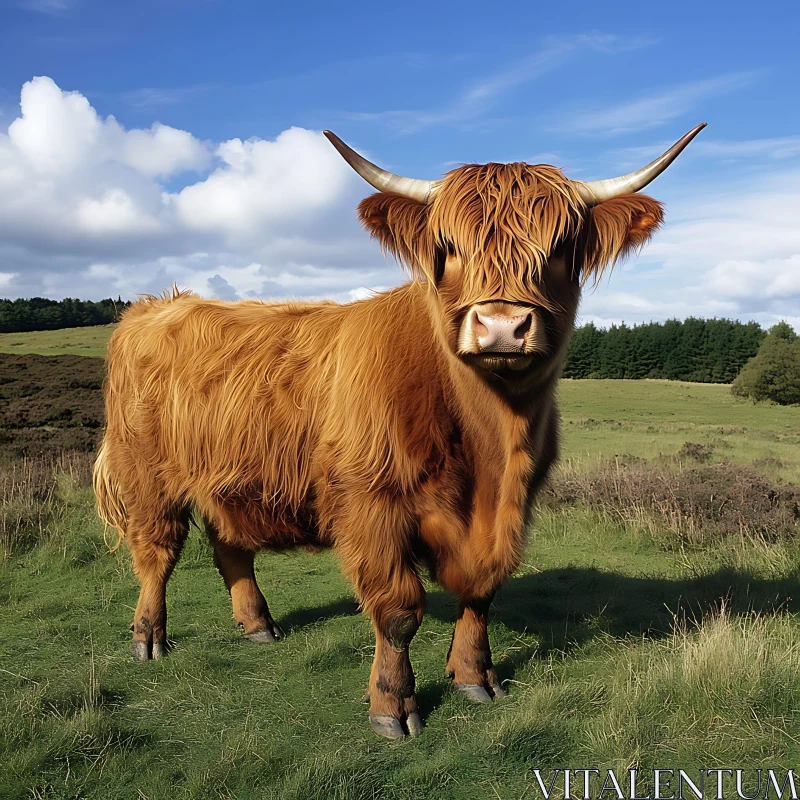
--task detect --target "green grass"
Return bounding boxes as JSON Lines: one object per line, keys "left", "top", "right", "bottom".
{"left": 0, "top": 325, "right": 115, "bottom": 357}
{"left": 558, "top": 379, "right": 800, "bottom": 482}
{"left": 2, "top": 328, "right": 800, "bottom": 798}
{"left": 2, "top": 486, "right": 800, "bottom": 799}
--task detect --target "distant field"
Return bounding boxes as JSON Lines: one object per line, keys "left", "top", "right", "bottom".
{"left": 0, "top": 324, "right": 115, "bottom": 357}
{"left": 559, "top": 378, "right": 800, "bottom": 482}
{"left": 2, "top": 325, "right": 799, "bottom": 480}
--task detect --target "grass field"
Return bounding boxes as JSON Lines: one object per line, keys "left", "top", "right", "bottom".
{"left": 2, "top": 324, "right": 799, "bottom": 478}
{"left": 1, "top": 328, "right": 800, "bottom": 799}
{"left": 0, "top": 325, "right": 115, "bottom": 358}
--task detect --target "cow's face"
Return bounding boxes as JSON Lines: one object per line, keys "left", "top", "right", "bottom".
{"left": 357, "top": 165, "right": 663, "bottom": 391}
{"left": 326, "top": 126, "right": 702, "bottom": 392}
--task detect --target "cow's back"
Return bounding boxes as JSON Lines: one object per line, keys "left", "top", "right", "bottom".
{"left": 103, "top": 292, "right": 343, "bottom": 514}
{"left": 102, "top": 285, "right": 448, "bottom": 538}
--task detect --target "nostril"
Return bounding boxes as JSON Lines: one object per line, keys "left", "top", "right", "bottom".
{"left": 514, "top": 314, "right": 532, "bottom": 342}
{"left": 473, "top": 311, "right": 488, "bottom": 338}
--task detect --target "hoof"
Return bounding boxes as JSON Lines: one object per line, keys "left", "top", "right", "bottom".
{"left": 454, "top": 683, "right": 493, "bottom": 703}
{"left": 369, "top": 714, "right": 406, "bottom": 740}
{"left": 489, "top": 680, "right": 507, "bottom": 699}
{"left": 245, "top": 628, "right": 280, "bottom": 643}
{"left": 405, "top": 711, "right": 423, "bottom": 738}
{"left": 151, "top": 641, "right": 167, "bottom": 660}
{"left": 132, "top": 641, "right": 150, "bottom": 662}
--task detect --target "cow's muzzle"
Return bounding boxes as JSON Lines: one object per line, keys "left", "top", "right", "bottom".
{"left": 457, "top": 301, "right": 545, "bottom": 374}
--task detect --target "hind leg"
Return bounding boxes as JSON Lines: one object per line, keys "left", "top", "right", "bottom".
{"left": 206, "top": 522, "right": 283, "bottom": 643}
{"left": 127, "top": 505, "right": 190, "bottom": 661}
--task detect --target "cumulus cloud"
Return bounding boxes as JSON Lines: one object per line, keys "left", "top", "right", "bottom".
{"left": 0, "top": 76, "right": 395, "bottom": 302}
{"left": 175, "top": 128, "right": 350, "bottom": 241}
{"left": 579, "top": 168, "right": 800, "bottom": 331}
{"left": 1, "top": 75, "right": 798, "bottom": 334}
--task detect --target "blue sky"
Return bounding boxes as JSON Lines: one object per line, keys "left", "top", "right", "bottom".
{"left": 0, "top": 0, "right": 798, "bottom": 329}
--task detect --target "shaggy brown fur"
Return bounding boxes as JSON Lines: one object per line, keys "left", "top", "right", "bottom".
{"left": 95, "top": 161, "right": 663, "bottom": 738}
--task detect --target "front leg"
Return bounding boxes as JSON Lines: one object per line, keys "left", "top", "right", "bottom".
{"left": 367, "top": 612, "right": 423, "bottom": 739}
{"left": 334, "top": 492, "right": 425, "bottom": 739}
{"left": 446, "top": 596, "right": 506, "bottom": 703}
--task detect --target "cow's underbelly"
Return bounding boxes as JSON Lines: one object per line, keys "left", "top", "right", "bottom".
{"left": 199, "top": 489, "right": 323, "bottom": 552}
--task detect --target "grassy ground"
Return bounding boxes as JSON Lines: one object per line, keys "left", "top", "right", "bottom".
{"left": 559, "top": 379, "right": 800, "bottom": 483}
{"left": 1, "top": 328, "right": 800, "bottom": 798}
{"left": 0, "top": 325, "right": 115, "bottom": 358}
{"left": 2, "top": 478, "right": 800, "bottom": 799}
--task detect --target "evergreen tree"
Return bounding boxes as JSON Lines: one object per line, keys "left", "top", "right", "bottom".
{"left": 732, "top": 322, "right": 800, "bottom": 405}
{"left": 0, "top": 297, "right": 128, "bottom": 333}
{"left": 562, "top": 322, "right": 601, "bottom": 378}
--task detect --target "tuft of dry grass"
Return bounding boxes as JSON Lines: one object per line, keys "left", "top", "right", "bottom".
{"left": 544, "top": 457, "right": 800, "bottom": 549}
{"left": 0, "top": 452, "right": 93, "bottom": 555}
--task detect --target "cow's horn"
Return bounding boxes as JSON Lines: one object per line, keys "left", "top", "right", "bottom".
{"left": 572, "top": 122, "right": 707, "bottom": 206}
{"left": 324, "top": 130, "right": 440, "bottom": 204}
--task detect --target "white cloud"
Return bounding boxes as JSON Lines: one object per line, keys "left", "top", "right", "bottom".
{"left": 175, "top": 128, "right": 348, "bottom": 240}
{"left": 0, "top": 76, "right": 393, "bottom": 302}
{"left": 580, "top": 167, "right": 800, "bottom": 331}
{"left": 557, "top": 72, "right": 758, "bottom": 136}
{"left": 75, "top": 189, "right": 162, "bottom": 236}
{"left": 347, "top": 33, "right": 654, "bottom": 134}
{"left": 705, "top": 255, "right": 800, "bottom": 300}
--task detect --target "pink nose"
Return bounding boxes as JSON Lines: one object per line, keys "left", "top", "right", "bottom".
{"left": 474, "top": 310, "right": 532, "bottom": 353}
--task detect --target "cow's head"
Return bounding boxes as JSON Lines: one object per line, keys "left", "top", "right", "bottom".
{"left": 326, "top": 125, "right": 704, "bottom": 392}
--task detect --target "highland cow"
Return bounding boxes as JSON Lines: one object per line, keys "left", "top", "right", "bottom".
{"left": 94, "top": 123, "right": 705, "bottom": 738}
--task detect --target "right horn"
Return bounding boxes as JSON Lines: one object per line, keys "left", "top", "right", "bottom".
{"left": 573, "top": 122, "right": 707, "bottom": 206}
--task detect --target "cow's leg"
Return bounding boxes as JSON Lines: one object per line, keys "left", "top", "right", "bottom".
{"left": 128, "top": 505, "right": 190, "bottom": 661}
{"left": 366, "top": 609, "right": 423, "bottom": 740}
{"left": 206, "top": 522, "right": 283, "bottom": 642}
{"left": 446, "top": 595, "right": 506, "bottom": 703}
{"left": 336, "top": 499, "right": 425, "bottom": 739}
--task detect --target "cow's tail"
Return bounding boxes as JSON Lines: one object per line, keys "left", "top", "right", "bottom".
{"left": 92, "top": 439, "right": 127, "bottom": 551}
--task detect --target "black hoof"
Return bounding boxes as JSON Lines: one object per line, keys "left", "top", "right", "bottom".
{"left": 405, "top": 711, "right": 423, "bottom": 738}
{"left": 132, "top": 641, "right": 150, "bottom": 662}
{"left": 454, "top": 683, "right": 492, "bottom": 703}
{"left": 369, "top": 714, "right": 406, "bottom": 740}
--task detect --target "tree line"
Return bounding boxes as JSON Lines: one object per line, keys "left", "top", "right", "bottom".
{"left": 0, "top": 297, "right": 128, "bottom": 333}
{"left": 562, "top": 318, "right": 766, "bottom": 384}
{"left": 0, "top": 298, "right": 773, "bottom": 387}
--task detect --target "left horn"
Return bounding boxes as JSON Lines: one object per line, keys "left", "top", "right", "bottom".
{"left": 573, "top": 122, "right": 707, "bottom": 206}
{"left": 323, "top": 130, "right": 440, "bottom": 204}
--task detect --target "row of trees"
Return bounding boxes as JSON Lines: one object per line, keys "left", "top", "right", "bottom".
{"left": 0, "top": 298, "right": 784, "bottom": 390}
{"left": 0, "top": 297, "right": 128, "bottom": 333}
{"left": 562, "top": 318, "right": 766, "bottom": 384}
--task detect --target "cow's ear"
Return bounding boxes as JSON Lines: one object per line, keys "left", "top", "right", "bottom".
{"left": 581, "top": 195, "right": 664, "bottom": 283}
{"left": 357, "top": 193, "right": 436, "bottom": 283}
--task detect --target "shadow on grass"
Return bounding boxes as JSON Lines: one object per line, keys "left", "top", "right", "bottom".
{"left": 486, "top": 565, "right": 800, "bottom": 677}
{"left": 279, "top": 566, "right": 800, "bottom": 680}
{"left": 279, "top": 596, "right": 360, "bottom": 632}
